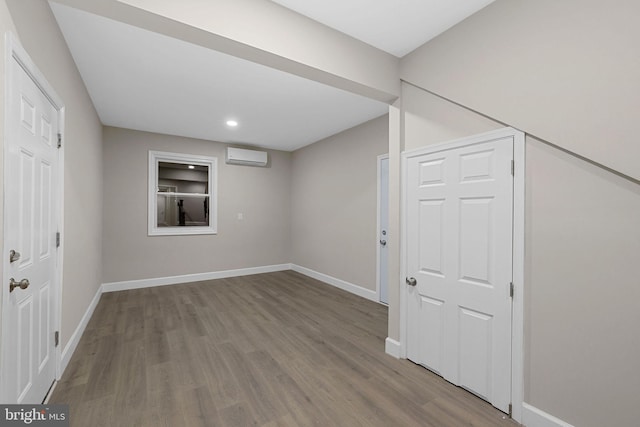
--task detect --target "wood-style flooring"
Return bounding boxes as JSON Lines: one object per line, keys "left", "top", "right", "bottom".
{"left": 50, "top": 271, "right": 519, "bottom": 426}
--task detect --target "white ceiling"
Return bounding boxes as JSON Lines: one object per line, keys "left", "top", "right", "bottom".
{"left": 270, "top": 0, "right": 496, "bottom": 57}
{"left": 50, "top": 2, "right": 389, "bottom": 152}
{"left": 50, "top": 1, "right": 496, "bottom": 152}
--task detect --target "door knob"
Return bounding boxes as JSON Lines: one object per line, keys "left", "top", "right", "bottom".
{"left": 405, "top": 277, "right": 417, "bottom": 287}
{"left": 380, "top": 239, "right": 387, "bottom": 246}
{"left": 9, "top": 278, "right": 29, "bottom": 292}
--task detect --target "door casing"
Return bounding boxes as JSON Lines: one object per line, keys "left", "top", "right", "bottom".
{"left": 399, "top": 127, "right": 525, "bottom": 422}
{"left": 376, "top": 154, "right": 389, "bottom": 304}
{"left": 1, "top": 32, "right": 65, "bottom": 403}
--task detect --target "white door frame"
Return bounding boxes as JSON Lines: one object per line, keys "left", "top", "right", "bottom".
{"left": 1, "top": 32, "right": 65, "bottom": 401}
{"left": 399, "top": 127, "right": 525, "bottom": 422}
{"left": 376, "top": 153, "right": 389, "bottom": 304}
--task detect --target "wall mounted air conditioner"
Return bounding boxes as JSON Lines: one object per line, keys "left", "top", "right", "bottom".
{"left": 225, "top": 147, "right": 268, "bottom": 167}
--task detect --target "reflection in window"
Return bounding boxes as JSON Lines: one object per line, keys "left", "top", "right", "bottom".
{"left": 148, "top": 151, "right": 217, "bottom": 236}
{"left": 157, "top": 162, "right": 209, "bottom": 227}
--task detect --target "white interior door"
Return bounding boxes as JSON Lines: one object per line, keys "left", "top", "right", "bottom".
{"left": 2, "top": 43, "right": 60, "bottom": 403}
{"left": 378, "top": 155, "right": 389, "bottom": 304}
{"left": 405, "top": 133, "right": 514, "bottom": 413}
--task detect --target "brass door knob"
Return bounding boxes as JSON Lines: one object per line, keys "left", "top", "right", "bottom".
{"left": 9, "top": 278, "right": 29, "bottom": 292}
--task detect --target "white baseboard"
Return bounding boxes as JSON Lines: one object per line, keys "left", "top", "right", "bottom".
{"left": 522, "top": 403, "right": 574, "bottom": 427}
{"left": 385, "top": 337, "right": 402, "bottom": 358}
{"left": 102, "top": 264, "right": 291, "bottom": 293}
{"left": 59, "top": 285, "right": 102, "bottom": 376}
{"left": 290, "top": 264, "right": 378, "bottom": 302}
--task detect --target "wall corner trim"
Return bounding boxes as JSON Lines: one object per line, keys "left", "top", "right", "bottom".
{"left": 290, "top": 264, "right": 378, "bottom": 302}
{"left": 101, "top": 264, "right": 292, "bottom": 293}
{"left": 59, "top": 285, "right": 103, "bottom": 376}
{"left": 385, "top": 337, "right": 402, "bottom": 359}
{"left": 522, "top": 403, "right": 575, "bottom": 427}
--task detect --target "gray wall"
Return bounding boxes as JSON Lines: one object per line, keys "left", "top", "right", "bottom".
{"left": 401, "top": 0, "right": 640, "bottom": 181}
{"left": 396, "top": 10, "right": 640, "bottom": 427}
{"left": 291, "top": 116, "right": 388, "bottom": 292}
{"left": 2, "top": 0, "right": 104, "bottom": 351}
{"left": 103, "top": 116, "right": 389, "bottom": 295}
{"left": 525, "top": 137, "right": 640, "bottom": 427}
{"left": 102, "top": 127, "right": 291, "bottom": 283}
{"left": 402, "top": 83, "right": 503, "bottom": 150}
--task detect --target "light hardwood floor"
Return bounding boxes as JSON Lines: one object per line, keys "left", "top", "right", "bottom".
{"left": 50, "top": 271, "right": 519, "bottom": 426}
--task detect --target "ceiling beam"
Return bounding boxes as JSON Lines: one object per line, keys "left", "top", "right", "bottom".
{"left": 49, "top": 0, "right": 400, "bottom": 103}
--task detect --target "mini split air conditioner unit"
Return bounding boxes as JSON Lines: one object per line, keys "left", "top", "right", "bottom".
{"left": 225, "top": 147, "right": 268, "bottom": 167}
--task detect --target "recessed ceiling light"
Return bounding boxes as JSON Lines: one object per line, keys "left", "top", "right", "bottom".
{"left": 226, "top": 120, "right": 238, "bottom": 127}
{"left": 188, "top": 165, "right": 195, "bottom": 169}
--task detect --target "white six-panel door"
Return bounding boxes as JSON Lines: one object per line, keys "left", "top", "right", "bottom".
{"left": 3, "top": 46, "right": 60, "bottom": 403}
{"left": 405, "top": 133, "right": 514, "bottom": 413}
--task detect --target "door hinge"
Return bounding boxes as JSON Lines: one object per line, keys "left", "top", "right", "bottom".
{"left": 508, "top": 403, "right": 512, "bottom": 418}
{"left": 510, "top": 160, "right": 514, "bottom": 176}
{"left": 56, "top": 231, "right": 61, "bottom": 248}
{"left": 55, "top": 331, "right": 59, "bottom": 347}
{"left": 510, "top": 282, "right": 514, "bottom": 298}
{"left": 57, "top": 133, "right": 62, "bottom": 149}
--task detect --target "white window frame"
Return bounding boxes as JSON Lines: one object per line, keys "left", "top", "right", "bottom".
{"left": 148, "top": 150, "right": 218, "bottom": 236}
